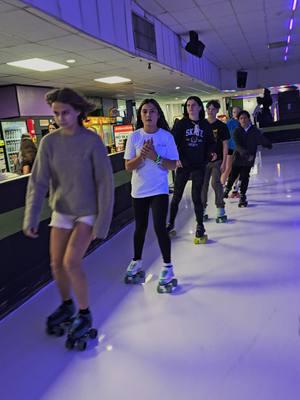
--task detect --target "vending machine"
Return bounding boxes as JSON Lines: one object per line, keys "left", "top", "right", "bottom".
{"left": 113, "top": 124, "right": 134, "bottom": 152}
{"left": 0, "top": 120, "right": 28, "bottom": 172}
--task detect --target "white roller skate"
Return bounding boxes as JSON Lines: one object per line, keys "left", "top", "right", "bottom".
{"left": 65, "top": 311, "right": 98, "bottom": 351}
{"left": 124, "top": 260, "right": 145, "bottom": 284}
{"left": 216, "top": 207, "right": 227, "bottom": 223}
{"left": 157, "top": 265, "right": 178, "bottom": 293}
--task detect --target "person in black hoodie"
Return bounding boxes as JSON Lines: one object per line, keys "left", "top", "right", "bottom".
{"left": 167, "top": 96, "right": 216, "bottom": 244}
{"left": 224, "top": 110, "right": 272, "bottom": 207}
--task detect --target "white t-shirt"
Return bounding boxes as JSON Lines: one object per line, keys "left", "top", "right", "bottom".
{"left": 124, "top": 128, "right": 179, "bottom": 198}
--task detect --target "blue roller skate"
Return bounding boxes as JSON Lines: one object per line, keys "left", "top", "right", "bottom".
{"left": 65, "top": 311, "right": 98, "bottom": 351}
{"left": 216, "top": 207, "right": 227, "bottom": 223}
{"left": 157, "top": 265, "right": 178, "bottom": 293}
{"left": 124, "top": 260, "right": 145, "bottom": 284}
{"left": 46, "top": 301, "right": 75, "bottom": 337}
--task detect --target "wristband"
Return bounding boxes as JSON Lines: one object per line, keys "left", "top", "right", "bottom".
{"left": 155, "top": 155, "right": 163, "bottom": 165}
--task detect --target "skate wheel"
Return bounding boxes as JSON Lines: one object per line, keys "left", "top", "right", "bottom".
{"left": 65, "top": 337, "right": 75, "bottom": 350}
{"left": 77, "top": 339, "right": 87, "bottom": 351}
{"left": 194, "top": 238, "right": 200, "bottom": 245}
{"left": 89, "top": 328, "right": 98, "bottom": 339}
{"left": 172, "top": 279, "right": 178, "bottom": 287}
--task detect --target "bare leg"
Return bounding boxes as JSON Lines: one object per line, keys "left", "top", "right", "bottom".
{"left": 63, "top": 222, "right": 93, "bottom": 310}
{"left": 50, "top": 227, "right": 73, "bottom": 301}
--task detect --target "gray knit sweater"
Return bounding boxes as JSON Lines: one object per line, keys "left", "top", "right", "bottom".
{"left": 23, "top": 128, "right": 114, "bottom": 239}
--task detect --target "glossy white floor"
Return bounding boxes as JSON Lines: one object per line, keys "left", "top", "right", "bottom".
{"left": 1, "top": 142, "right": 300, "bottom": 400}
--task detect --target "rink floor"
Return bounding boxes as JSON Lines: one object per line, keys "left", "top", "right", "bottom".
{"left": 1, "top": 142, "right": 300, "bottom": 400}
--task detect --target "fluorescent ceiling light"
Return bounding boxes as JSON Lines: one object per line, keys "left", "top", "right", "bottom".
{"left": 292, "top": 0, "right": 297, "bottom": 11}
{"left": 94, "top": 76, "right": 131, "bottom": 84}
{"left": 175, "top": 86, "right": 181, "bottom": 89}
{"left": 66, "top": 59, "right": 76, "bottom": 63}
{"left": 7, "top": 58, "right": 69, "bottom": 71}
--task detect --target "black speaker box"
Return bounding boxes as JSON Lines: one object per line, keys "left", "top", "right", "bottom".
{"left": 236, "top": 70, "right": 248, "bottom": 88}
{"left": 185, "top": 31, "right": 205, "bottom": 58}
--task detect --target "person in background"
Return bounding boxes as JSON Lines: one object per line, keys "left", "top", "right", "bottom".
{"left": 19, "top": 133, "right": 37, "bottom": 174}
{"left": 224, "top": 110, "right": 272, "bottom": 207}
{"left": 124, "top": 98, "right": 179, "bottom": 292}
{"left": 222, "top": 106, "right": 241, "bottom": 197}
{"left": 23, "top": 87, "right": 114, "bottom": 343}
{"left": 48, "top": 122, "right": 59, "bottom": 133}
{"left": 167, "top": 96, "right": 216, "bottom": 244}
{"left": 201, "top": 100, "right": 230, "bottom": 223}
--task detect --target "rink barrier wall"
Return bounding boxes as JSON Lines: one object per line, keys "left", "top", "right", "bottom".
{"left": 0, "top": 151, "right": 133, "bottom": 320}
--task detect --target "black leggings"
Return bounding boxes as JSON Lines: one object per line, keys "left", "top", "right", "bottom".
{"left": 132, "top": 194, "right": 171, "bottom": 264}
{"left": 169, "top": 167, "right": 205, "bottom": 235}
{"left": 226, "top": 165, "right": 252, "bottom": 195}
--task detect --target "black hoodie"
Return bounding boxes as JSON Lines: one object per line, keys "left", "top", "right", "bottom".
{"left": 172, "top": 117, "right": 215, "bottom": 169}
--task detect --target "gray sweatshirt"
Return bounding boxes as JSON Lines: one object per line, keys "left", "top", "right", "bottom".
{"left": 23, "top": 128, "right": 114, "bottom": 239}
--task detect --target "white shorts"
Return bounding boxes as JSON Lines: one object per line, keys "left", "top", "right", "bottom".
{"left": 49, "top": 211, "right": 96, "bottom": 230}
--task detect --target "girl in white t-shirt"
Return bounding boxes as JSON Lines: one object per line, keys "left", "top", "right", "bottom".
{"left": 124, "top": 99, "right": 179, "bottom": 292}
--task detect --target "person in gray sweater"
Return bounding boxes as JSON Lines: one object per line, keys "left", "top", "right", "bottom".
{"left": 23, "top": 88, "right": 114, "bottom": 344}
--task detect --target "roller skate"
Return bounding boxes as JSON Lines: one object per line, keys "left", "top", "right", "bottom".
{"left": 157, "top": 265, "right": 177, "bottom": 293}
{"left": 124, "top": 259, "right": 145, "bottom": 284}
{"left": 216, "top": 207, "right": 227, "bottom": 223}
{"left": 46, "top": 301, "right": 75, "bottom": 337}
{"left": 238, "top": 194, "right": 248, "bottom": 208}
{"left": 166, "top": 222, "right": 176, "bottom": 237}
{"left": 194, "top": 224, "right": 208, "bottom": 244}
{"left": 65, "top": 311, "right": 98, "bottom": 351}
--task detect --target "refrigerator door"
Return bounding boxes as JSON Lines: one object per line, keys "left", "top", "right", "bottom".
{"left": 1, "top": 120, "right": 27, "bottom": 172}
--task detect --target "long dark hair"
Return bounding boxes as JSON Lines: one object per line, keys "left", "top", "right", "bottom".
{"left": 136, "top": 99, "right": 170, "bottom": 131}
{"left": 45, "top": 87, "right": 95, "bottom": 126}
{"left": 183, "top": 96, "right": 205, "bottom": 120}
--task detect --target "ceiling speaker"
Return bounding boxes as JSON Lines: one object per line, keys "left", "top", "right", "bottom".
{"left": 185, "top": 31, "right": 205, "bottom": 58}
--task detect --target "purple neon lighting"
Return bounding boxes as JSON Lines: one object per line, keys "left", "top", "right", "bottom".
{"left": 289, "top": 18, "right": 294, "bottom": 30}
{"left": 285, "top": 46, "right": 289, "bottom": 53}
{"left": 284, "top": 55, "right": 288, "bottom": 61}
{"left": 292, "top": 0, "right": 297, "bottom": 11}
{"left": 287, "top": 35, "right": 291, "bottom": 43}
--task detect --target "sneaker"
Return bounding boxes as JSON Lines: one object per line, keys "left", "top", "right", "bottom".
{"left": 126, "top": 260, "right": 143, "bottom": 276}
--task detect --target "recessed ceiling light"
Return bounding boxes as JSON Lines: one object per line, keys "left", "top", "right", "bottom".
{"left": 94, "top": 76, "right": 131, "bottom": 84}
{"left": 66, "top": 59, "right": 76, "bottom": 63}
{"left": 175, "top": 86, "right": 181, "bottom": 90}
{"left": 7, "top": 58, "right": 69, "bottom": 71}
